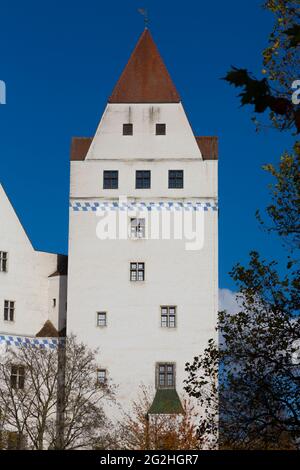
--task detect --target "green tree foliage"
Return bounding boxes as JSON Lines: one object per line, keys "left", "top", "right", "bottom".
{"left": 185, "top": 249, "right": 300, "bottom": 448}
{"left": 224, "top": 1, "right": 300, "bottom": 132}
{"left": 257, "top": 141, "right": 300, "bottom": 249}
{"left": 185, "top": 146, "right": 300, "bottom": 449}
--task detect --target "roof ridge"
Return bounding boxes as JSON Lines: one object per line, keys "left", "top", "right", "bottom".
{"left": 108, "top": 29, "right": 180, "bottom": 104}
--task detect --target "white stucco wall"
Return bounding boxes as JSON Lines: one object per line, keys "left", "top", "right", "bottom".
{"left": 47, "top": 275, "right": 68, "bottom": 332}
{"left": 86, "top": 103, "right": 202, "bottom": 160}
{"left": 67, "top": 101, "right": 218, "bottom": 419}
{"left": 0, "top": 184, "right": 67, "bottom": 336}
{"left": 70, "top": 159, "right": 216, "bottom": 200}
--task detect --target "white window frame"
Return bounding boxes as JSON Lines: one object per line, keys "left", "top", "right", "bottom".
{"left": 156, "top": 363, "right": 176, "bottom": 389}
{"left": 130, "top": 218, "right": 146, "bottom": 239}
{"left": 161, "top": 306, "right": 176, "bottom": 328}
{"left": 130, "top": 262, "right": 145, "bottom": 281}
{"left": 97, "top": 312, "right": 107, "bottom": 327}
{"left": 11, "top": 365, "right": 25, "bottom": 390}
{"left": 4, "top": 300, "right": 15, "bottom": 322}
{"left": 97, "top": 369, "right": 107, "bottom": 385}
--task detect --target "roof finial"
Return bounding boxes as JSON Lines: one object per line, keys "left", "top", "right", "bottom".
{"left": 138, "top": 8, "right": 149, "bottom": 29}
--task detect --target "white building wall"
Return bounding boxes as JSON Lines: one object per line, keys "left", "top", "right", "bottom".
{"left": 47, "top": 275, "right": 68, "bottom": 332}
{"left": 70, "top": 159, "right": 217, "bottom": 200}
{"left": 86, "top": 104, "right": 202, "bottom": 160}
{"left": 67, "top": 101, "right": 218, "bottom": 419}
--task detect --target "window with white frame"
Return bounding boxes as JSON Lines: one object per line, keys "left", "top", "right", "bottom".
{"left": 130, "top": 262, "right": 145, "bottom": 281}
{"left": 4, "top": 300, "right": 15, "bottom": 322}
{"left": 10, "top": 365, "right": 25, "bottom": 390}
{"left": 97, "top": 312, "right": 107, "bottom": 327}
{"left": 130, "top": 218, "right": 145, "bottom": 238}
{"left": 161, "top": 306, "right": 176, "bottom": 328}
{"left": 97, "top": 369, "right": 107, "bottom": 385}
{"left": 0, "top": 251, "right": 8, "bottom": 272}
{"left": 157, "top": 363, "right": 175, "bottom": 389}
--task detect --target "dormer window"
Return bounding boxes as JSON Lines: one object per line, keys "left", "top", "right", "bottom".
{"left": 123, "top": 123, "right": 133, "bottom": 136}
{"left": 156, "top": 123, "right": 166, "bottom": 135}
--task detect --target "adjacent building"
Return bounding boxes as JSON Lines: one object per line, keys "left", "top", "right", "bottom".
{"left": 0, "top": 183, "right": 67, "bottom": 343}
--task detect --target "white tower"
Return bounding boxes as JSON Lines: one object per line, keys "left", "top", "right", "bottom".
{"left": 67, "top": 29, "right": 218, "bottom": 418}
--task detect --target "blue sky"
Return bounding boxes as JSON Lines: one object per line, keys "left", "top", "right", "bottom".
{"left": 0, "top": 0, "right": 294, "bottom": 290}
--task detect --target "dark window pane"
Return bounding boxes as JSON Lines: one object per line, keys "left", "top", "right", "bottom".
{"left": 156, "top": 123, "right": 166, "bottom": 135}
{"left": 97, "top": 369, "right": 106, "bottom": 384}
{"left": 19, "top": 375, "right": 25, "bottom": 390}
{"left": 97, "top": 312, "right": 106, "bottom": 327}
{"left": 11, "top": 375, "right": 17, "bottom": 389}
{"left": 0, "top": 251, "right": 8, "bottom": 272}
{"left": 11, "top": 365, "right": 25, "bottom": 390}
{"left": 4, "top": 300, "right": 14, "bottom": 322}
{"left": 157, "top": 363, "right": 175, "bottom": 389}
{"left": 136, "top": 170, "right": 151, "bottom": 189}
{"left": 103, "top": 171, "right": 118, "bottom": 189}
{"left": 130, "top": 262, "right": 144, "bottom": 281}
{"left": 169, "top": 170, "right": 183, "bottom": 189}
{"left": 123, "top": 123, "right": 133, "bottom": 135}
{"left": 161, "top": 306, "right": 176, "bottom": 328}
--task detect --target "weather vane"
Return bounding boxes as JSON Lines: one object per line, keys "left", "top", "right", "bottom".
{"left": 138, "top": 8, "right": 149, "bottom": 28}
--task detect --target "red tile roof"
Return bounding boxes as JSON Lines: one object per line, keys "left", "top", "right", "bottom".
{"left": 36, "top": 320, "right": 59, "bottom": 338}
{"left": 70, "top": 136, "right": 218, "bottom": 161}
{"left": 70, "top": 137, "right": 92, "bottom": 161}
{"left": 109, "top": 29, "right": 180, "bottom": 103}
{"left": 195, "top": 136, "right": 218, "bottom": 160}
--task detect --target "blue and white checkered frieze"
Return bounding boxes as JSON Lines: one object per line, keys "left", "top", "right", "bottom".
{"left": 70, "top": 200, "right": 218, "bottom": 212}
{"left": 0, "top": 334, "right": 61, "bottom": 349}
